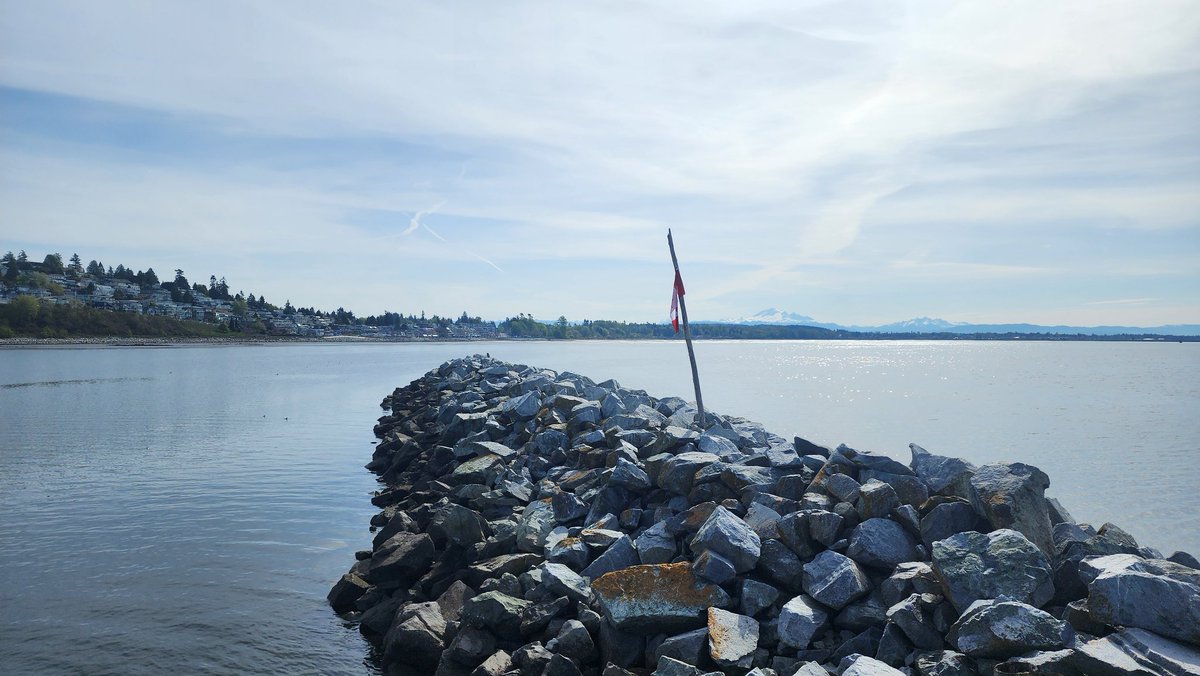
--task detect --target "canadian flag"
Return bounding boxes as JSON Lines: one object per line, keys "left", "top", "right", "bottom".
{"left": 670, "top": 269, "right": 685, "bottom": 333}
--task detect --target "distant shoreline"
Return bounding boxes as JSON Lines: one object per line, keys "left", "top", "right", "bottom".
{"left": 2, "top": 333, "right": 1197, "bottom": 348}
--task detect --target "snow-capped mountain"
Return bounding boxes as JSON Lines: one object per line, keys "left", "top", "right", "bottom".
{"left": 736, "top": 308, "right": 820, "bottom": 324}
{"left": 720, "top": 309, "right": 1200, "bottom": 336}
{"left": 874, "top": 316, "right": 967, "bottom": 332}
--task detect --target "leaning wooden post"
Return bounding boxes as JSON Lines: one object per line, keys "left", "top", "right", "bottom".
{"left": 667, "top": 228, "right": 706, "bottom": 425}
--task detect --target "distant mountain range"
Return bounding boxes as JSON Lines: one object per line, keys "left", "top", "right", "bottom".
{"left": 721, "top": 308, "right": 1200, "bottom": 337}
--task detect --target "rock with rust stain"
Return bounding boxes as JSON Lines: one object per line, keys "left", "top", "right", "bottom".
{"left": 591, "top": 562, "right": 732, "bottom": 634}
{"left": 707, "top": 607, "right": 759, "bottom": 669}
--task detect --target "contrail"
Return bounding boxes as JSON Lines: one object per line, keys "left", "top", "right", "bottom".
{"left": 403, "top": 201, "right": 445, "bottom": 236}
{"left": 421, "top": 223, "right": 448, "bottom": 243}
{"left": 470, "top": 252, "right": 505, "bottom": 273}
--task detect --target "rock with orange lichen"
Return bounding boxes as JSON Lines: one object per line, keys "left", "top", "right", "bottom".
{"left": 591, "top": 562, "right": 732, "bottom": 634}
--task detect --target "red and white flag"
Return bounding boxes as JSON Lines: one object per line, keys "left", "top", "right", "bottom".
{"left": 670, "top": 269, "right": 685, "bottom": 333}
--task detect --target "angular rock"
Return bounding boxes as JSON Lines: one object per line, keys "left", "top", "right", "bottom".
{"left": 327, "top": 572, "right": 370, "bottom": 613}
{"left": 636, "top": 521, "right": 677, "bottom": 565}
{"left": 740, "top": 579, "right": 781, "bottom": 618}
{"left": 658, "top": 452, "right": 720, "bottom": 495}
{"left": 541, "top": 562, "right": 592, "bottom": 603}
{"left": 652, "top": 656, "right": 710, "bottom": 676}
{"left": 930, "top": 529, "right": 1054, "bottom": 613}
{"left": 382, "top": 601, "right": 448, "bottom": 671}
{"left": 464, "top": 553, "right": 542, "bottom": 587}
{"left": 471, "top": 650, "right": 512, "bottom": 676}
{"left": 656, "top": 627, "right": 709, "bottom": 666}
{"left": 827, "top": 473, "right": 862, "bottom": 502}
{"left": 446, "top": 625, "right": 497, "bottom": 666}
{"left": 582, "top": 535, "right": 639, "bottom": 580}
{"left": 1084, "top": 553, "right": 1200, "bottom": 645}
{"left": 846, "top": 518, "right": 920, "bottom": 570}
{"left": 839, "top": 653, "right": 906, "bottom": 675}
{"left": 807, "top": 509, "right": 844, "bottom": 547}
{"left": 513, "top": 641, "right": 553, "bottom": 675}
{"left": 802, "top": 550, "right": 871, "bottom": 610}
{"left": 909, "top": 444, "right": 975, "bottom": 498}
{"left": 591, "top": 562, "right": 732, "bottom": 634}
{"left": 777, "top": 595, "right": 829, "bottom": 650}
{"left": 913, "top": 650, "right": 979, "bottom": 676}
{"left": 947, "top": 599, "right": 1073, "bottom": 659}
{"left": 428, "top": 502, "right": 489, "bottom": 547}
{"left": 516, "top": 499, "right": 557, "bottom": 553}
{"left": 544, "top": 652, "right": 583, "bottom": 676}
{"left": 1067, "top": 627, "right": 1200, "bottom": 676}
{"left": 968, "top": 462, "right": 1056, "bottom": 557}
{"left": 690, "top": 505, "right": 761, "bottom": 574}
{"left": 546, "top": 535, "right": 590, "bottom": 569}
{"left": 693, "top": 548, "right": 738, "bottom": 585}
{"left": 707, "top": 607, "right": 759, "bottom": 669}
{"left": 369, "top": 531, "right": 436, "bottom": 582}
{"left": 520, "top": 596, "right": 570, "bottom": 635}
{"left": 919, "top": 501, "right": 983, "bottom": 551}
{"left": 857, "top": 480, "right": 901, "bottom": 520}
{"left": 756, "top": 539, "right": 805, "bottom": 592}
{"left": 552, "top": 619, "right": 596, "bottom": 663}
{"left": 886, "top": 593, "right": 944, "bottom": 650}
{"left": 460, "top": 591, "right": 531, "bottom": 640}
{"left": 610, "top": 458, "right": 652, "bottom": 491}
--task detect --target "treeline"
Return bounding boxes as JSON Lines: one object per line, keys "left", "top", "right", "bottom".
{"left": 0, "top": 296, "right": 225, "bottom": 339}
{"left": 499, "top": 316, "right": 840, "bottom": 340}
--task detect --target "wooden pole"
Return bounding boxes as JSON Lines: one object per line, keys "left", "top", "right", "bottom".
{"left": 667, "top": 228, "right": 705, "bottom": 425}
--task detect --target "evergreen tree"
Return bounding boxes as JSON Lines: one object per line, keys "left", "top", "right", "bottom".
{"left": 68, "top": 254, "right": 83, "bottom": 276}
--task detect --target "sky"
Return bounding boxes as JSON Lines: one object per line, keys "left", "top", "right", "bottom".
{"left": 1, "top": 1, "right": 1198, "bottom": 326}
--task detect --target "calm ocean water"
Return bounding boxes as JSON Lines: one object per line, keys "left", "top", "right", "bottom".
{"left": 1, "top": 340, "right": 1197, "bottom": 674}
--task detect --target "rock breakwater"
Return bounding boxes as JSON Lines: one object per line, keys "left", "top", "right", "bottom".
{"left": 330, "top": 356, "right": 1200, "bottom": 676}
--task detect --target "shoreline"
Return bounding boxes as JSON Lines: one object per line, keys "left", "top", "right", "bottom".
{"left": 3, "top": 334, "right": 1197, "bottom": 348}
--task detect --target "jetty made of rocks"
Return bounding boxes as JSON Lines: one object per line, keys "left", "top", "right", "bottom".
{"left": 328, "top": 356, "right": 1200, "bottom": 676}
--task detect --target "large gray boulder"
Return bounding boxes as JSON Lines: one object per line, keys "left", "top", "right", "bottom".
{"left": 591, "top": 562, "right": 732, "bottom": 634}
{"left": 802, "top": 550, "right": 871, "bottom": 610}
{"left": 777, "top": 594, "right": 829, "bottom": 650}
{"left": 690, "top": 505, "right": 761, "bottom": 574}
{"left": 368, "top": 531, "right": 436, "bottom": 582}
{"left": 381, "top": 601, "right": 448, "bottom": 671}
{"left": 908, "top": 443, "right": 975, "bottom": 498}
{"left": 1083, "top": 553, "right": 1200, "bottom": 645}
{"left": 460, "top": 591, "right": 531, "bottom": 640}
{"left": 968, "top": 462, "right": 1056, "bottom": 557}
{"left": 428, "top": 502, "right": 489, "bottom": 547}
{"left": 947, "top": 599, "right": 1073, "bottom": 659}
{"left": 931, "top": 529, "right": 1054, "bottom": 613}
{"left": 846, "top": 518, "right": 920, "bottom": 570}
{"left": 658, "top": 452, "right": 720, "bottom": 495}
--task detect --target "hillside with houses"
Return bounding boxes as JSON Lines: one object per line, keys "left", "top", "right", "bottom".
{"left": 0, "top": 250, "right": 497, "bottom": 340}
